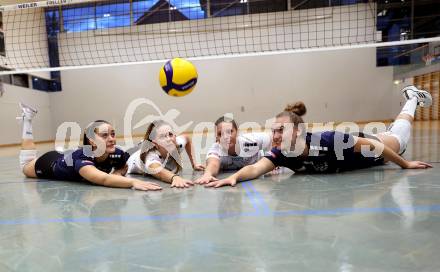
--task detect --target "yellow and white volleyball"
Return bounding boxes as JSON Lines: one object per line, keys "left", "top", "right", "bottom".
{"left": 159, "top": 58, "right": 198, "bottom": 97}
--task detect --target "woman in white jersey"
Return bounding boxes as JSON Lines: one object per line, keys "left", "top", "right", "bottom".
{"left": 127, "top": 120, "right": 204, "bottom": 188}
{"left": 194, "top": 113, "right": 277, "bottom": 184}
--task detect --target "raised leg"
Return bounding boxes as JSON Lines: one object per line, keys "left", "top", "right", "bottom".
{"left": 18, "top": 102, "right": 39, "bottom": 178}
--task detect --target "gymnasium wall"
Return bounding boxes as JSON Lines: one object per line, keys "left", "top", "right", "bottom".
{"left": 49, "top": 47, "right": 395, "bottom": 141}
{"left": 0, "top": 2, "right": 399, "bottom": 145}
{"left": 0, "top": 84, "right": 53, "bottom": 145}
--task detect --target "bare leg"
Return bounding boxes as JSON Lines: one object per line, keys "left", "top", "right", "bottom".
{"left": 22, "top": 159, "right": 38, "bottom": 178}
{"left": 22, "top": 139, "right": 36, "bottom": 150}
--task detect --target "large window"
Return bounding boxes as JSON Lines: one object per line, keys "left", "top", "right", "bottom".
{"left": 48, "top": 0, "right": 299, "bottom": 32}
{"left": 210, "top": 0, "right": 286, "bottom": 17}
{"left": 96, "top": 1, "right": 131, "bottom": 29}
{"left": 134, "top": 0, "right": 207, "bottom": 25}
{"left": 291, "top": 0, "right": 368, "bottom": 10}
{"left": 48, "top": 0, "right": 377, "bottom": 32}
{"left": 62, "top": 0, "right": 131, "bottom": 32}
{"left": 57, "top": 0, "right": 209, "bottom": 32}
{"left": 63, "top": 5, "right": 97, "bottom": 32}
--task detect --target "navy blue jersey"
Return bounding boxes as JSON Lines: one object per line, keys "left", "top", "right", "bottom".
{"left": 53, "top": 147, "right": 129, "bottom": 181}
{"left": 264, "top": 131, "right": 384, "bottom": 173}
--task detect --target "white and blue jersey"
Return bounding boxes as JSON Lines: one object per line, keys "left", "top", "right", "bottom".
{"left": 207, "top": 132, "right": 272, "bottom": 171}
{"left": 127, "top": 135, "right": 187, "bottom": 174}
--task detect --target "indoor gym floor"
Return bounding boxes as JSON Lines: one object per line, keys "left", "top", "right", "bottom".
{"left": 0, "top": 121, "right": 440, "bottom": 271}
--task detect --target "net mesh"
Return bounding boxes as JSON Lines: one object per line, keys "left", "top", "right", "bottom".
{"left": 0, "top": 0, "right": 439, "bottom": 74}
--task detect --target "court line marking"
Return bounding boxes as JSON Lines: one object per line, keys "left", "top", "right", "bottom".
{"left": 2, "top": 177, "right": 440, "bottom": 225}
{"left": 242, "top": 181, "right": 272, "bottom": 216}
{"left": 1, "top": 203, "right": 440, "bottom": 226}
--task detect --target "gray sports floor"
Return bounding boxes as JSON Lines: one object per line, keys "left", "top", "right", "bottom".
{"left": 1, "top": 121, "right": 439, "bottom": 271}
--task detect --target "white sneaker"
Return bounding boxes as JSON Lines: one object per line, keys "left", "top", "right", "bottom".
{"left": 17, "top": 102, "right": 38, "bottom": 120}
{"left": 401, "top": 85, "right": 432, "bottom": 108}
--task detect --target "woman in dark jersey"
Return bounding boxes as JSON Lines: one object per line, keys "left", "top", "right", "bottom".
{"left": 17, "top": 103, "right": 161, "bottom": 191}
{"left": 206, "top": 86, "right": 433, "bottom": 188}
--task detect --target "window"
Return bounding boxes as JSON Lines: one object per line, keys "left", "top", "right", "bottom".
{"left": 63, "top": 5, "right": 98, "bottom": 32}
{"left": 169, "top": 0, "right": 206, "bottom": 20}
{"left": 32, "top": 76, "right": 62, "bottom": 92}
{"left": 47, "top": 0, "right": 375, "bottom": 31}
{"left": 210, "top": 0, "right": 248, "bottom": 17}
{"left": 62, "top": 1, "right": 132, "bottom": 32}
{"left": 291, "top": 0, "right": 367, "bottom": 10}
{"left": 209, "top": 0, "right": 286, "bottom": 18}
{"left": 134, "top": 0, "right": 176, "bottom": 24}
{"left": 96, "top": 0, "right": 131, "bottom": 29}
{"left": 0, "top": 75, "right": 12, "bottom": 85}
{"left": 134, "top": 0, "right": 206, "bottom": 25}
{"left": 12, "top": 74, "right": 29, "bottom": 88}
{"left": 248, "top": 0, "right": 287, "bottom": 14}
{"left": 32, "top": 76, "right": 49, "bottom": 91}
{"left": 0, "top": 66, "right": 60, "bottom": 91}
{"left": 0, "top": 67, "right": 12, "bottom": 85}
{"left": 51, "top": 0, "right": 208, "bottom": 31}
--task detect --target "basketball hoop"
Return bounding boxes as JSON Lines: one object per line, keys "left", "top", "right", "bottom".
{"left": 422, "top": 54, "right": 434, "bottom": 66}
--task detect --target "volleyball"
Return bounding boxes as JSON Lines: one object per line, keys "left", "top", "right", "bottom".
{"left": 159, "top": 58, "right": 198, "bottom": 97}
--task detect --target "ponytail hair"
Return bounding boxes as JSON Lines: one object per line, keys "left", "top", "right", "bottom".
{"left": 140, "top": 120, "right": 182, "bottom": 174}
{"left": 276, "top": 101, "right": 307, "bottom": 127}
{"left": 284, "top": 101, "right": 306, "bottom": 117}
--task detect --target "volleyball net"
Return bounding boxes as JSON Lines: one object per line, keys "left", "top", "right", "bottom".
{"left": 0, "top": 0, "right": 439, "bottom": 75}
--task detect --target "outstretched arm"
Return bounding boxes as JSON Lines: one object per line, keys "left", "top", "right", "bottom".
{"left": 194, "top": 157, "right": 221, "bottom": 184}
{"left": 79, "top": 165, "right": 162, "bottom": 191}
{"left": 354, "top": 137, "right": 432, "bottom": 169}
{"left": 205, "top": 158, "right": 276, "bottom": 188}
{"left": 148, "top": 163, "right": 194, "bottom": 188}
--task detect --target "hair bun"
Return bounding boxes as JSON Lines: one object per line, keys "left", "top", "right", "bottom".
{"left": 284, "top": 101, "right": 306, "bottom": 116}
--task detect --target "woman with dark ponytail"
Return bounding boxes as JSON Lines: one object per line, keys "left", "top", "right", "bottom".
{"left": 17, "top": 104, "right": 161, "bottom": 191}
{"left": 206, "top": 86, "right": 433, "bottom": 188}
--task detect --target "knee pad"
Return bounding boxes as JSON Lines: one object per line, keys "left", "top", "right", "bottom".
{"left": 388, "top": 119, "right": 411, "bottom": 155}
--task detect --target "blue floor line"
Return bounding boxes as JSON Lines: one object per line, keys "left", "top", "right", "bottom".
{"left": 242, "top": 181, "right": 272, "bottom": 216}
{"left": 1, "top": 204, "right": 440, "bottom": 226}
